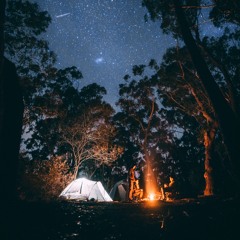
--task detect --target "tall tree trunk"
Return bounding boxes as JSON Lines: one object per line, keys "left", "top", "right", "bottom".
{"left": 1, "top": 58, "right": 24, "bottom": 201}
{"left": 203, "top": 126, "right": 217, "bottom": 196}
{"left": 0, "top": 58, "right": 24, "bottom": 240}
{"left": 0, "top": 3, "right": 7, "bottom": 239}
{"left": 73, "top": 165, "right": 79, "bottom": 180}
{"left": 0, "top": 0, "right": 6, "bottom": 150}
{"left": 0, "top": 0, "right": 5, "bottom": 73}
{"left": 173, "top": 0, "right": 240, "bottom": 192}
{"left": 196, "top": 39, "right": 240, "bottom": 117}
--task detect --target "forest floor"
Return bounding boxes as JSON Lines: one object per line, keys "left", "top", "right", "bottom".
{"left": 2, "top": 196, "right": 239, "bottom": 240}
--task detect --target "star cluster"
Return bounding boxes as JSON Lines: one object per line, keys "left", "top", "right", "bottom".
{"left": 31, "top": 0, "right": 174, "bottom": 107}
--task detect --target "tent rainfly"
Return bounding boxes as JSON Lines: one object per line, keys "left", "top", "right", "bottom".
{"left": 110, "top": 180, "right": 129, "bottom": 201}
{"left": 59, "top": 177, "right": 112, "bottom": 202}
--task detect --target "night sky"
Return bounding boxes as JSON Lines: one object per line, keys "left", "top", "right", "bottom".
{"left": 30, "top": 0, "right": 175, "bottom": 108}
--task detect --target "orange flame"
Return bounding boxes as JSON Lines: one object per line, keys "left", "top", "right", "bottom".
{"left": 144, "top": 159, "right": 159, "bottom": 200}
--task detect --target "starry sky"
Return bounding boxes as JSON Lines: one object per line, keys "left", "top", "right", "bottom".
{"left": 30, "top": 0, "right": 175, "bottom": 108}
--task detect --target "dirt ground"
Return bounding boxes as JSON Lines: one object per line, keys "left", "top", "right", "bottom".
{"left": 2, "top": 196, "right": 239, "bottom": 240}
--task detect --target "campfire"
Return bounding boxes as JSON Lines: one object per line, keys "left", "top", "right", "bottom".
{"left": 148, "top": 192, "right": 162, "bottom": 201}
{"left": 143, "top": 161, "right": 165, "bottom": 201}
{"left": 144, "top": 182, "right": 163, "bottom": 201}
{"left": 148, "top": 193, "right": 155, "bottom": 201}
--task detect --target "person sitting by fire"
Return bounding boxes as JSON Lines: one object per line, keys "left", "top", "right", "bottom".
{"left": 163, "top": 176, "right": 175, "bottom": 200}
{"left": 128, "top": 164, "right": 143, "bottom": 201}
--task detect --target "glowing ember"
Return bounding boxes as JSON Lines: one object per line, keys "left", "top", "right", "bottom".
{"left": 147, "top": 192, "right": 163, "bottom": 201}
{"left": 149, "top": 193, "right": 155, "bottom": 201}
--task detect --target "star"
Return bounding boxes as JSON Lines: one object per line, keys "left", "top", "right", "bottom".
{"left": 32, "top": 0, "right": 174, "bottom": 108}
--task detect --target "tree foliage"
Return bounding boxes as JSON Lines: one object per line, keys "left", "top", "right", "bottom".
{"left": 142, "top": 0, "right": 240, "bottom": 193}
{"left": 114, "top": 66, "right": 182, "bottom": 193}
{"left": 60, "top": 104, "right": 122, "bottom": 180}
{"left": 18, "top": 156, "right": 73, "bottom": 201}
{"left": 4, "top": 1, "right": 121, "bottom": 199}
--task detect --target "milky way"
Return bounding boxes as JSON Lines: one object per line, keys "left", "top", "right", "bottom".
{"left": 30, "top": 0, "right": 174, "bottom": 107}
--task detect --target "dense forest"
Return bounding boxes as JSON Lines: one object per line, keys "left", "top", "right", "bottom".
{"left": 0, "top": 0, "right": 239, "bottom": 202}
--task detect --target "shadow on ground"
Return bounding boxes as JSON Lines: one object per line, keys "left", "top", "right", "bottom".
{"left": 2, "top": 197, "right": 239, "bottom": 240}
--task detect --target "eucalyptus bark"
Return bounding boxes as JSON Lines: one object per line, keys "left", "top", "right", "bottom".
{"left": 203, "top": 126, "right": 217, "bottom": 195}
{"left": 189, "top": 87, "right": 218, "bottom": 195}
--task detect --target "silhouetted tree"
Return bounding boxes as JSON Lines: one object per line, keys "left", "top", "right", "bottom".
{"left": 142, "top": 0, "right": 240, "bottom": 193}
{"left": 0, "top": 0, "right": 5, "bottom": 74}
{"left": 148, "top": 48, "right": 222, "bottom": 195}
{"left": 0, "top": 0, "right": 24, "bottom": 207}
{"left": 114, "top": 68, "right": 175, "bottom": 196}
{"left": 0, "top": 58, "right": 24, "bottom": 204}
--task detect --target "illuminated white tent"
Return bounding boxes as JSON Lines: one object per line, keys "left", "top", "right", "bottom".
{"left": 59, "top": 177, "right": 112, "bottom": 202}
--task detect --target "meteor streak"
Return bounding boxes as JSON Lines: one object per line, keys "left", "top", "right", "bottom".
{"left": 56, "top": 13, "right": 70, "bottom": 18}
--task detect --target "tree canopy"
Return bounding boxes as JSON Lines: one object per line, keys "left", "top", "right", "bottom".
{"left": 142, "top": 0, "right": 240, "bottom": 194}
